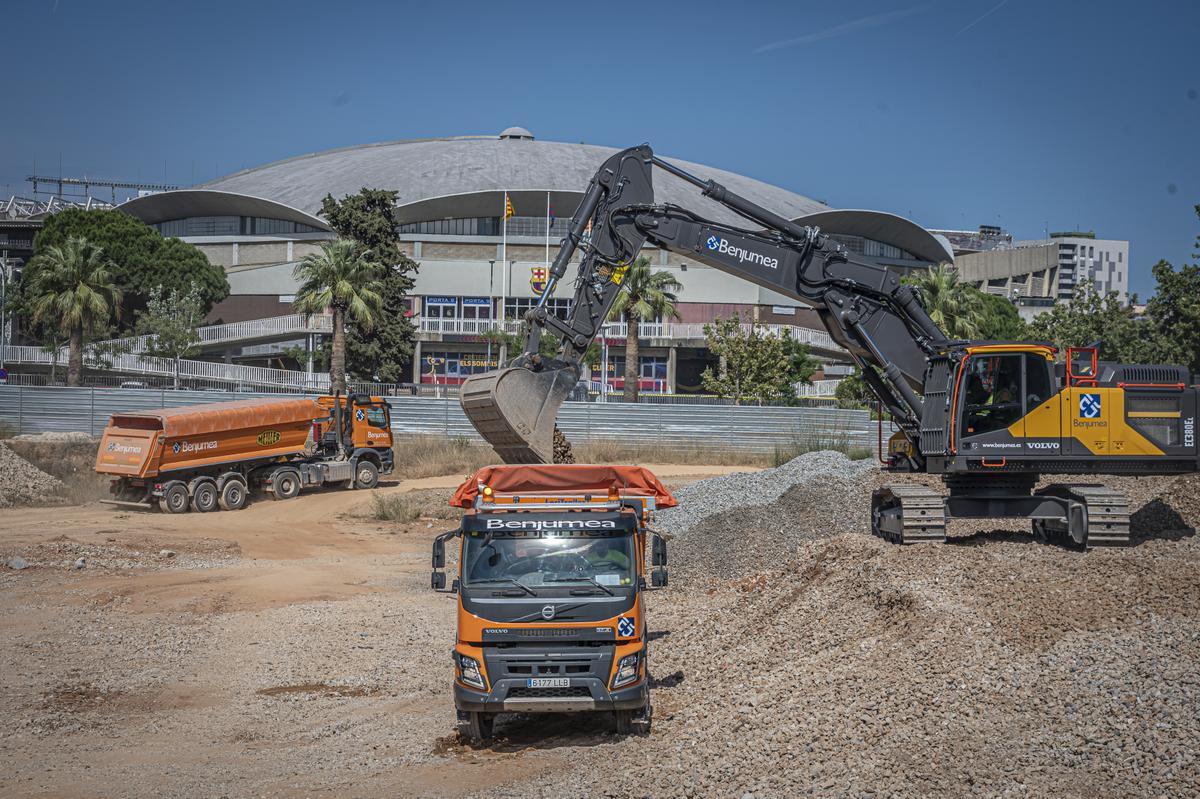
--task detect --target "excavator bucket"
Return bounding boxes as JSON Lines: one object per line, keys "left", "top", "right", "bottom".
{"left": 460, "top": 363, "right": 579, "bottom": 464}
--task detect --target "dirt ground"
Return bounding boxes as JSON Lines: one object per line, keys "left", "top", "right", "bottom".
{"left": 0, "top": 464, "right": 747, "bottom": 799}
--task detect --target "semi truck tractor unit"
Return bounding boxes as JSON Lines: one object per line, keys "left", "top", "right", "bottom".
{"left": 95, "top": 393, "right": 394, "bottom": 513}
{"left": 432, "top": 465, "right": 674, "bottom": 742}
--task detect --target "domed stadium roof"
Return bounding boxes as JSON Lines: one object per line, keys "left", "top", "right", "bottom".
{"left": 193, "top": 128, "right": 828, "bottom": 228}
{"left": 120, "top": 127, "right": 952, "bottom": 263}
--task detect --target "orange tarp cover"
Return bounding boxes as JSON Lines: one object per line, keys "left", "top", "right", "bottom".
{"left": 450, "top": 464, "right": 677, "bottom": 509}
{"left": 110, "top": 397, "right": 323, "bottom": 438}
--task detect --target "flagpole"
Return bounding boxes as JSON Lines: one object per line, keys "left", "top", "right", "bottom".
{"left": 501, "top": 191, "right": 508, "bottom": 333}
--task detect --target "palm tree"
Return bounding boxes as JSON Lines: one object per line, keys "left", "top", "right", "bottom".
{"left": 608, "top": 256, "right": 682, "bottom": 402}
{"left": 907, "top": 263, "right": 986, "bottom": 340}
{"left": 27, "top": 237, "right": 122, "bottom": 387}
{"left": 292, "top": 239, "right": 383, "bottom": 392}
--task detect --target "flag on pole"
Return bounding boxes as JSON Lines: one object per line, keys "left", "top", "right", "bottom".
{"left": 504, "top": 193, "right": 515, "bottom": 219}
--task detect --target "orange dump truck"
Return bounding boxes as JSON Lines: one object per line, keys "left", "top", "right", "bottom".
{"left": 95, "top": 393, "right": 394, "bottom": 512}
{"left": 432, "top": 465, "right": 674, "bottom": 741}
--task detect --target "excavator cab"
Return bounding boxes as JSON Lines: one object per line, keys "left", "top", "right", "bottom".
{"left": 952, "top": 346, "right": 1059, "bottom": 459}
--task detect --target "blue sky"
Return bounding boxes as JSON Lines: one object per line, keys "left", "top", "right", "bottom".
{"left": 4, "top": 0, "right": 1197, "bottom": 296}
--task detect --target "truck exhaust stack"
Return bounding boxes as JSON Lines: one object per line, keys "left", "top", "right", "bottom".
{"left": 460, "top": 361, "right": 579, "bottom": 464}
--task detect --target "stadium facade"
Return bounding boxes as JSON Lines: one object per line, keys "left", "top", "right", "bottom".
{"left": 118, "top": 127, "right": 955, "bottom": 392}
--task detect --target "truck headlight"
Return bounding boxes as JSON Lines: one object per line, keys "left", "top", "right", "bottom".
{"left": 611, "top": 652, "right": 641, "bottom": 689}
{"left": 457, "top": 654, "right": 485, "bottom": 690}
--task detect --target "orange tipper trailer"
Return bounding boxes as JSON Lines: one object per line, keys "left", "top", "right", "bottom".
{"left": 432, "top": 464, "right": 675, "bottom": 742}
{"left": 95, "top": 393, "right": 394, "bottom": 513}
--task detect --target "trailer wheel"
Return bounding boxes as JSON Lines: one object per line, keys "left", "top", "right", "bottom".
{"left": 460, "top": 711, "right": 494, "bottom": 744}
{"left": 218, "top": 478, "right": 248, "bottom": 511}
{"left": 190, "top": 479, "right": 218, "bottom": 513}
{"left": 354, "top": 460, "right": 380, "bottom": 490}
{"left": 269, "top": 469, "right": 301, "bottom": 501}
{"left": 159, "top": 482, "right": 190, "bottom": 514}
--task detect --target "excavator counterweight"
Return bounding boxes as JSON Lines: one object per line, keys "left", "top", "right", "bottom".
{"left": 460, "top": 361, "right": 579, "bottom": 463}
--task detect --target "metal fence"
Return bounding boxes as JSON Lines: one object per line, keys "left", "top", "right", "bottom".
{"left": 0, "top": 385, "right": 872, "bottom": 453}
{"left": 2, "top": 372, "right": 844, "bottom": 407}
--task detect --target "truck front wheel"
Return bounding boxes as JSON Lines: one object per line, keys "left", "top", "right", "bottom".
{"left": 354, "top": 460, "right": 379, "bottom": 490}
{"left": 459, "top": 711, "right": 494, "bottom": 744}
{"left": 614, "top": 709, "right": 635, "bottom": 735}
{"left": 269, "top": 469, "right": 301, "bottom": 501}
{"left": 159, "top": 482, "right": 190, "bottom": 514}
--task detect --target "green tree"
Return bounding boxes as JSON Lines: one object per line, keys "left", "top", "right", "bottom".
{"left": 1133, "top": 206, "right": 1200, "bottom": 372}
{"left": 30, "top": 208, "right": 227, "bottom": 329}
{"left": 905, "top": 263, "right": 986, "bottom": 339}
{"left": 700, "top": 315, "right": 794, "bottom": 405}
{"left": 977, "top": 292, "right": 1026, "bottom": 341}
{"left": 293, "top": 239, "right": 384, "bottom": 392}
{"left": 780, "top": 330, "right": 818, "bottom": 396}
{"left": 321, "top": 188, "right": 418, "bottom": 382}
{"left": 25, "top": 237, "right": 122, "bottom": 386}
{"left": 834, "top": 369, "right": 875, "bottom": 409}
{"left": 1023, "top": 280, "right": 1140, "bottom": 362}
{"left": 136, "top": 285, "right": 206, "bottom": 389}
{"left": 607, "top": 257, "right": 682, "bottom": 401}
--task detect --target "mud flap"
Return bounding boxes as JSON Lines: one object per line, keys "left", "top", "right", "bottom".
{"left": 460, "top": 362, "right": 579, "bottom": 463}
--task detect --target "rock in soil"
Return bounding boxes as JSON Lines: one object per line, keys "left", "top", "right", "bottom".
{"left": 552, "top": 425, "right": 575, "bottom": 464}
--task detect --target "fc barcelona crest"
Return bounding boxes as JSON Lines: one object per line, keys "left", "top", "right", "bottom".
{"left": 530, "top": 267, "right": 550, "bottom": 294}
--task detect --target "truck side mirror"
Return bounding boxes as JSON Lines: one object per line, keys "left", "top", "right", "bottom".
{"left": 431, "top": 529, "right": 459, "bottom": 592}
{"left": 652, "top": 534, "right": 667, "bottom": 567}
{"left": 651, "top": 569, "right": 668, "bottom": 588}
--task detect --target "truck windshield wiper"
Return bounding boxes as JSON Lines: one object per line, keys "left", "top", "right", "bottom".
{"left": 468, "top": 577, "right": 537, "bottom": 596}
{"left": 545, "top": 576, "right": 614, "bottom": 596}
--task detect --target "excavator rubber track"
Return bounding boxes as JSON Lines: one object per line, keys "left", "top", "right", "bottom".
{"left": 1033, "top": 483, "right": 1131, "bottom": 548}
{"left": 459, "top": 363, "right": 579, "bottom": 464}
{"left": 870, "top": 484, "right": 947, "bottom": 544}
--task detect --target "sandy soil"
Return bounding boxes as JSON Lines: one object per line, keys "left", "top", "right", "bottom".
{"left": 0, "top": 464, "right": 750, "bottom": 799}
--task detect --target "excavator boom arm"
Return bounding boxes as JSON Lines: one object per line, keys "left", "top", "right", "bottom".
{"left": 462, "top": 144, "right": 950, "bottom": 462}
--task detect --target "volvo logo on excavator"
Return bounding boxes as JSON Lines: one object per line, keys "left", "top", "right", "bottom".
{"left": 705, "top": 234, "right": 779, "bottom": 269}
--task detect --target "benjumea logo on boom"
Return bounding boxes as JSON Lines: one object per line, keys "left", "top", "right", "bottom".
{"left": 706, "top": 235, "right": 779, "bottom": 269}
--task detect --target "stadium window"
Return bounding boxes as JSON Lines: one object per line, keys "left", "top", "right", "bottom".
{"left": 504, "top": 297, "right": 572, "bottom": 321}
{"left": 640, "top": 356, "right": 667, "bottom": 380}
{"left": 461, "top": 297, "right": 492, "bottom": 320}
{"left": 423, "top": 296, "right": 458, "bottom": 319}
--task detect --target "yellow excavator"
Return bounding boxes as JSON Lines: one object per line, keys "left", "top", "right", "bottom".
{"left": 462, "top": 144, "right": 1198, "bottom": 548}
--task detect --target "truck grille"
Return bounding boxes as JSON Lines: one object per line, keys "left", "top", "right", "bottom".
{"left": 507, "top": 686, "right": 591, "bottom": 699}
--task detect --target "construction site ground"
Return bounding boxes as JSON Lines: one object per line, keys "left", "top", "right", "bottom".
{"left": 1, "top": 452, "right": 1198, "bottom": 798}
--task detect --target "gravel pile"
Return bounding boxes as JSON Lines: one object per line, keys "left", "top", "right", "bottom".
{"left": 658, "top": 451, "right": 876, "bottom": 536}
{"left": 0, "top": 441, "right": 63, "bottom": 508}
{"left": 10, "top": 431, "right": 94, "bottom": 443}
{"left": 656, "top": 451, "right": 876, "bottom": 580}
{"left": 520, "top": 529, "right": 1200, "bottom": 799}
{"left": 481, "top": 456, "right": 1200, "bottom": 798}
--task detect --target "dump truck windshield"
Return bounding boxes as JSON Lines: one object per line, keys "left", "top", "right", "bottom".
{"left": 462, "top": 527, "right": 636, "bottom": 589}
